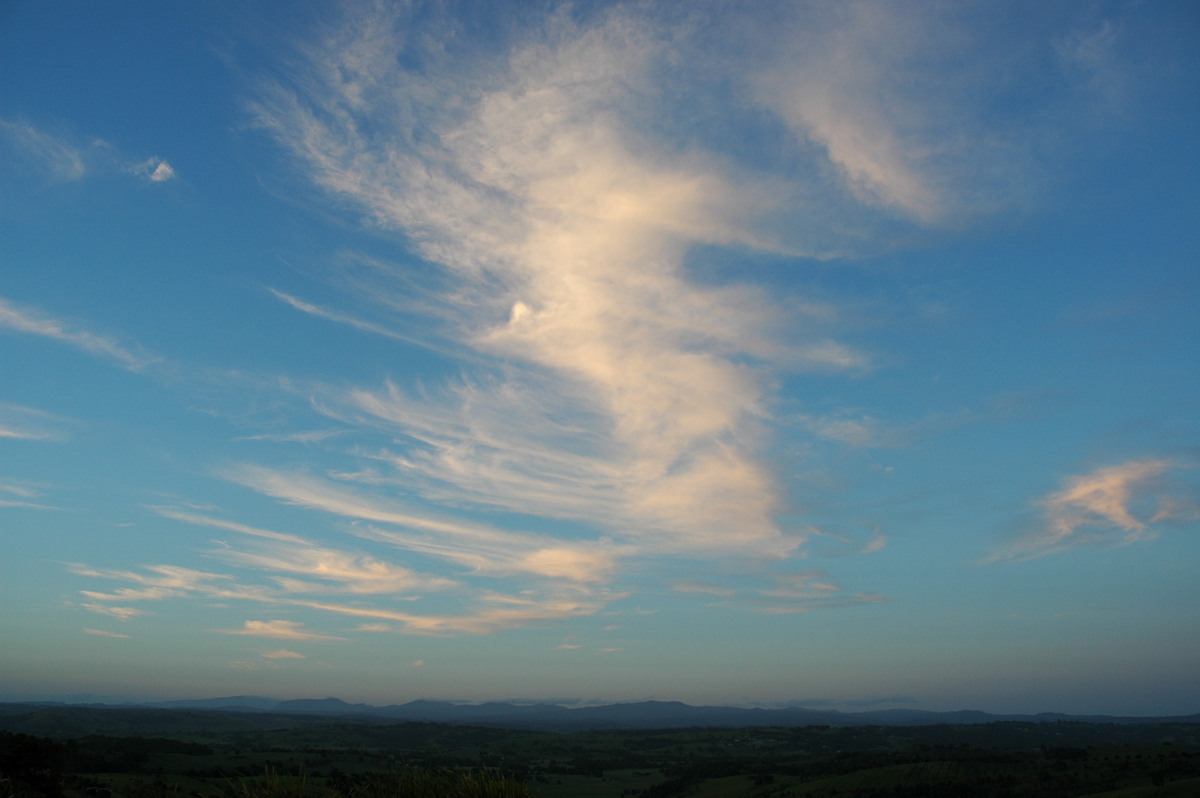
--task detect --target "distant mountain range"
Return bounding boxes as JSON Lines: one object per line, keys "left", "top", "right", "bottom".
{"left": 13, "top": 696, "right": 1198, "bottom": 733}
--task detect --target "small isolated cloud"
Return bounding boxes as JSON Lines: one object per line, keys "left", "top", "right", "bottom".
{"left": 555, "top": 643, "right": 582, "bottom": 650}
{"left": 0, "top": 296, "right": 155, "bottom": 370}
{"left": 987, "top": 458, "right": 1200, "bottom": 562}
{"left": 83, "top": 628, "right": 131, "bottom": 639}
{"left": 217, "top": 619, "right": 346, "bottom": 641}
{"left": 353, "top": 622, "right": 393, "bottom": 632}
{"left": 130, "top": 157, "right": 175, "bottom": 182}
{"left": 261, "top": 648, "right": 306, "bottom": 659}
{"left": 412, "top": 659, "right": 425, "bottom": 667}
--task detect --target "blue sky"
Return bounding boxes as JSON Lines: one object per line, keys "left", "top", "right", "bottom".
{"left": 2, "top": 0, "right": 1198, "bottom": 715}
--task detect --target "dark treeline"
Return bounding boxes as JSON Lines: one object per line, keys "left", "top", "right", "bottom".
{"left": 2, "top": 707, "right": 1199, "bottom": 797}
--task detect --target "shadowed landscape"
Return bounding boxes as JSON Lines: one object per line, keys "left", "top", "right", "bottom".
{"left": 3, "top": 702, "right": 1199, "bottom": 797}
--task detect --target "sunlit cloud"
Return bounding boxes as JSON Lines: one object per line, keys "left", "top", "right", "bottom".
{"left": 226, "top": 465, "right": 624, "bottom": 583}
{"left": 261, "top": 648, "right": 306, "bottom": 659}
{"left": 0, "top": 296, "right": 155, "bottom": 370}
{"left": 80, "top": 603, "right": 150, "bottom": 621}
{"left": 986, "top": 458, "right": 1200, "bottom": 562}
{"left": 61, "top": 0, "right": 1115, "bottom": 641}
{"left": 248, "top": 2, "right": 845, "bottom": 571}
{"left": 217, "top": 619, "right": 346, "bottom": 641}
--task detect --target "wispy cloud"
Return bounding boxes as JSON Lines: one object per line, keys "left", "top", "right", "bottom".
{"left": 986, "top": 458, "right": 1200, "bottom": 562}
{"left": 0, "top": 116, "right": 175, "bottom": 184}
{"left": 69, "top": 503, "right": 618, "bottom": 636}
{"left": 0, "top": 403, "right": 70, "bottom": 442}
{"left": 247, "top": 2, "right": 857, "bottom": 571}
{"left": 0, "top": 296, "right": 155, "bottom": 370}
{"left": 217, "top": 620, "right": 346, "bottom": 641}
{"left": 80, "top": 603, "right": 150, "bottom": 621}
{"left": 83, "top": 628, "right": 132, "bottom": 639}
{"left": 65, "top": 1, "right": 1119, "bottom": 638}
{"left": 267, "top": 288, "right": 414, "bottom": 343}
{"left": 672, "top": 581, "right": 736, "bottom": 598}
{"left": 0, "top": 117, "right": 85, "bottom": 180}
{"left": 225, "top": 466, "right": 624, "bottom": 583}
{"left": 261, "top": 648, "right": 306, "bottom": 659}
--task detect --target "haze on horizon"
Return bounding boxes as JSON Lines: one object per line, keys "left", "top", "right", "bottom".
{"left": 2, "top": 0, "right": 1198, "bottom": 718}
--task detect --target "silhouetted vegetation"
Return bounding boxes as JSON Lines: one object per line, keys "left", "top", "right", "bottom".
{"left": 2, "top": 705, "right": 1199, "bottom": 797}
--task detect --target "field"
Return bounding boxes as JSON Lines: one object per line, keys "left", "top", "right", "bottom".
{"left": 2, "top": 704, "right": 1199, "bottom": 797}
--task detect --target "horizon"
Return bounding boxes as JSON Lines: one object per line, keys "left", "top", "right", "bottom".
{"left": 2, "top": 0, "right": 1198, "bottom": 718}
{"left": 5, "top": 692, "right": 1197, "bottom": 720}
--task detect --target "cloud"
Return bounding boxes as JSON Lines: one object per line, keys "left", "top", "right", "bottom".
{"left": 672, "top": 581, "right": 736, "bottom": 598}
{"left": 249, "top": 2, "right": 847, "bottom": 569}
{"left": 987, "top": 458, "right": 1200, "bottom": 562}
{"left": 0, "top": 296, "right": 156, "bottom": 370}
{"left": 261, "top": 649, "right": 306, "bottom": 659}
{"left": 80, "top": 603, "right": 150, "bottom": 621}
{"left": 0, "top": 404, "right": 72, "bottom": 442}
{"left": 67, "top": 1, "right": 1123, "bottom": 638}
{"left": 83, "top": 628, "right": 132, "bottom": 639}
{"left": 226, "top": 465, "right": 624, "bottom": 583}
{"left": 0, "top": 479, "right": 62, "bottom": 510}
{"left": 1, "top": 116, "right": 176, "bottom": 184}
{"left": 130, "top": 157, "right": 176, "bottom": 182}
{"left": 353, "top": 623, "right": 392, "bottom": 632}
{"left": 152, "top": 505, "right": 458, "bottom": 594}
{"left": 0, "top": 117, "right": 85, "bottom": 180}
{"left": 267, "top": 288, "right": 416, "bottom": 343}
{"left": 70, "top": 505, "right": 619, "bottom": 636}
{"left": 217, "top": 619, "right": 346, "bottom": 641}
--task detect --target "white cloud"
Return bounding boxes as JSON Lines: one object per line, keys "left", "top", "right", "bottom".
{"left": 261, "top": 648, "right": 306, "bottom": 659}
{"left": 135, "top": 157, "right": 176, "bottom": 182}
{"left": 0, "top": 296, "right": 155, "bottom": 370}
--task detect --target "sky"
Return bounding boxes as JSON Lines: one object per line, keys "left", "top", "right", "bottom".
{"left": 1, "top": 0, "right": 1198, "bottom": 716}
